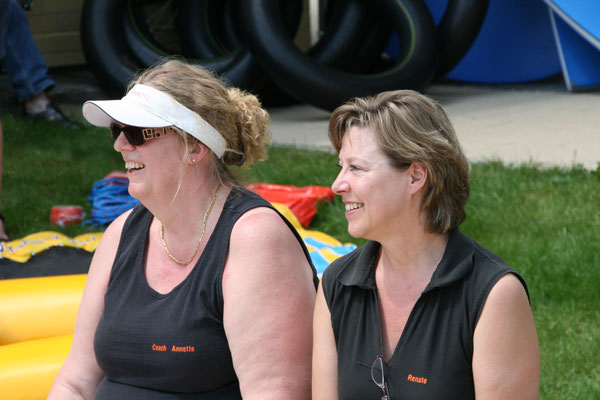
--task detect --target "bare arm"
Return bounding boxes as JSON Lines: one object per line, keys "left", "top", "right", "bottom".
{"left": 312, "top": 282, "right": 339, "bottom": 400}
{"left": 223, "top": 208, "right": 316, "bottom": 400}
{"left": 473, "top": 274, "right": 540, "bottom": 399}
{"left": 47, "top": 211, "right": 129, "bottom": 399}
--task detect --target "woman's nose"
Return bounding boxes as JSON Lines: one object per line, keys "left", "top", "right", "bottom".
{"left": 331, "top": 171, "right": 348, "bottom": 195}
{"left": 113, "top": 131, "right": 133, "bottom": 152}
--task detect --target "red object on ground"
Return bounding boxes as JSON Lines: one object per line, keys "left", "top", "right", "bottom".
{"left": 246, "top": 183, "right": 334, "bottom": 227}
{"left": 50, "top": 206, "right": 84, "bottom": 226}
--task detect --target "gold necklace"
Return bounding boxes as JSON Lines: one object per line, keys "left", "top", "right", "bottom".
{"left": 160, "top": 184, "right": 221, "bottom": 266}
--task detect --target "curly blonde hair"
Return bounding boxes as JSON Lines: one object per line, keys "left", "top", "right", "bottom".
{"left": 129, "top": 57, "right": 271, "bottom": 186}
{"left": 329, "top": 90, "right": 470, "bottom": 234}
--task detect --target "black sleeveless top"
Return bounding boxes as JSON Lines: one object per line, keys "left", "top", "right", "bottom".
{"left": 94, "top": 188, "right": 318, "bottom": 399}
{"left": 321, "top": 228, "right": 528, "bottom": 400}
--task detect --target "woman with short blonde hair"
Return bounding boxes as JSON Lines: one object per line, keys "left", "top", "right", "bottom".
{"left": 314, "top": 90, "right": 539, "bottom": 400}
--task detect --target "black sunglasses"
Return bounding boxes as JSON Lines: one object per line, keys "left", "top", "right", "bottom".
{"left": 110, "top": 122, "right": 171, "bottom": 146}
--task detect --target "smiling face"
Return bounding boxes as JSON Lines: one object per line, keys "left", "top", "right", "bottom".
{"left": 113, "top": 126, "right": 185, "bottom": 203}
{"left": 332, "top": 126, "right": 414, "bottom": 241}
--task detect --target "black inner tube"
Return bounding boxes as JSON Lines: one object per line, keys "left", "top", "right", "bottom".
{"left": 80, "top": 0, "right": 488, "bottom": 102}
{"left": 435, "top": 0, "right": 490, "bottom": 80}
{"left": 122, "top": 0, "right": 187, "bottom": 67}
{"left": 237, "top": 0, "right": 438, "bottom": 111}
{"left": 176, "top": 0, "right": 304, "bottom": 92}
{"left": 81, "top": 0, "right": 141, "bottom": 94}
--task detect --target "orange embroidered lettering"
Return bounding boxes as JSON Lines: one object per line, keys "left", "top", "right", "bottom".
{"left": 407, "top": 374, "right": 428, "bottom": 384}
{"left": 171, "top": 345, "right": 195, "bottom": 352}
{"left": 152, "top": 344, "right": 167, "bottom": 351}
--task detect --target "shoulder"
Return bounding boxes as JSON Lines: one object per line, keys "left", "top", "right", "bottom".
{"left": 221, "top": 208, "right": 315, "bottom": 398}
{"left": 74, "top": 209, "right": 134, "bottom": 325}
{"left": 477, "top": 273, "right": 533, "bottom": 341}
{"left": 226, "top": 186, "right": 270, "bottom": 215}
{"left": 441, "top": 231, "right": 530, "bottom": 333}
{"left": 322, "top": 248, "right": 358, "bottom": 283}
{"left": 84, "top": 208, "right": 134, "bottom": 285}
{"left": 472, "top": 272, "right": 539, "bottom": 398}
{"left": 472, "top": 240, "right": 510, "bottom": 270}
{"left": 96, "top": 208, "right": 134, "bottom": 253}
{"left": 449, "top": 229, "right": 515, "bottom": 278}
{"left": 227, "top": 205, "right": 312, "bottom": 280}
{"left": 470, "top": 239, "right": 529, "bottom": 298}
{"left": 231, "top": 205, "right": 295, "bottom": 245}
{"left": 455, "top": 236, "right": 531, "bottom": 334}
{"left": 449, "top": 228, "right": 527, "bottom": 294}
{"left": 321, "top": 241, "right": 378, "bottom": 305}
{"left": 485, "top": 273, "right": 529, "bottom": 306}
{"left": 323, "top": 241, "right": 377, "bottom": 282}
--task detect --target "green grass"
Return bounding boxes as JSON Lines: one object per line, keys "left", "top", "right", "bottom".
{"left": 2, "top": 113, "right": 599, "bottom": 398}
{"left": 1, "top": 112, "right": 123, "bottom": 237}
{"left": 463, "top": 162, "right": 600, "bottom": 399}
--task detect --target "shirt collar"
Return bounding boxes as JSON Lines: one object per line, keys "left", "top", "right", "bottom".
{"left": 338, "top": 240, "right": 380, "bottom": 289}
{"left": 337, "top": 228, "right": 475, "bottom": 291}
{"left": 423, "top": 228, "right": 474, "bottom": 292}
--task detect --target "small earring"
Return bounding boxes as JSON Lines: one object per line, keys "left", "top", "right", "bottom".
{"left": 191, "top": 158, "right": 196, "bottom": 163}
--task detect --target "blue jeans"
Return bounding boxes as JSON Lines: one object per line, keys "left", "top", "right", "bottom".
{"left": 0, "top": 0, "right": 54, "bottom": 103}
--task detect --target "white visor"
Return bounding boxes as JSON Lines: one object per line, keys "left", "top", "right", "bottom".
{"left": 82, "top": 84, "right": 227, "bottom": 158}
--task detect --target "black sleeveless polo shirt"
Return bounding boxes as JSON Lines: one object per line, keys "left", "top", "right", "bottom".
{"left": 94, "top": 188, "right": 318, "bottom": 399}
{"left": 321, "top": 228, "right": 528, "bottom": 400}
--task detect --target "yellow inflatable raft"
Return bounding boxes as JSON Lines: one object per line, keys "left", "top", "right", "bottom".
{"left": 0, "top": 274, "right": 86, "bottom": 345}
{"left": 0, "top": 334, "right": 73, "bottom": 400}
{"left": 0, "top": 275, "right": 84, "bottom": 400}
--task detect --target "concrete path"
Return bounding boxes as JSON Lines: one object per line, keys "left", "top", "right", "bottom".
{"left": 269, "top": 83, "right": 600, "bottom": 170}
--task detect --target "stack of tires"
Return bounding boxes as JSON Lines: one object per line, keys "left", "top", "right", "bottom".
{"left": 81, "top": 0, "right": 488, "bottom": 111}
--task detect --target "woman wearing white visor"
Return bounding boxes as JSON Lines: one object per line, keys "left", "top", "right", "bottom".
{"left": 48, "top": 59, "right": 318, "bottom": 399}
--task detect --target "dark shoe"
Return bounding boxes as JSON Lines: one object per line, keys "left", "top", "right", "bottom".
{"left": 26, "top": 104, "right": 83, "bottom": 130}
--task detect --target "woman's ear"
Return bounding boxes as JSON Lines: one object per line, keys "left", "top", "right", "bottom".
{"left": 408, "top": 163, "right": 428, "bottom": 194}
{"left": 188, "top": 142, "right": 210, "bottom": 165}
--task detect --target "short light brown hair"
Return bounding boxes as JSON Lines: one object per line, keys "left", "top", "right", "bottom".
{"left": 329, "top": 90, "right": 470, "bottom": 233}
{"left": 129, "top": 57, "right": 271, "bottom": 187}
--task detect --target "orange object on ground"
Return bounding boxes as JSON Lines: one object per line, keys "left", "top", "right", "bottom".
{"left": 50, "top": 206, "right": 84, "bottom": 226}
{"left": 246, "top": 184, "right": 334, "bottom": 227}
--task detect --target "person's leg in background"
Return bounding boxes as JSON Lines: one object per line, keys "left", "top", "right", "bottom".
{"left": 0, "top": 120, "right": 8, "bottom": 242}
{"left": 0, "top": 0, "right": 80, "bottom": 129}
